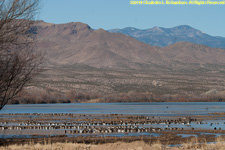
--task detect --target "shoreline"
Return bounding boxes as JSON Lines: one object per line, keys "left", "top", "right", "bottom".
{"left": 7, "top": 101, "right": 225, "bottom": 105}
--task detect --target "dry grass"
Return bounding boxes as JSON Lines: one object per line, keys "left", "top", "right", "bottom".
{"left": 1, "top": 138, "right": 225, "bottom": 150}
{"left": 174, "top": 136, "right": 225, "bottom": 150}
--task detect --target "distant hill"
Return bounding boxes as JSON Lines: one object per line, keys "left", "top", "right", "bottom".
{"left": 33, "top": 21, "right": 225, "bottom": 71}
{"left": 108, "top": 25, "right": 225, "bottom": 49}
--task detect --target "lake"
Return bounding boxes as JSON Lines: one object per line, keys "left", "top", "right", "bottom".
{"left": 1, "top": 102, "right": 225, "bottom": 116}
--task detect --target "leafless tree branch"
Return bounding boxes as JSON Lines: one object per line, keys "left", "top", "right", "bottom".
{"left": 0, "top": 0, "right": 41, "bottom": 110}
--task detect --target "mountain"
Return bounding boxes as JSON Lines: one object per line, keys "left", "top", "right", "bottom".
{"left": 27, "top": 21, "right": 225, "bottom": 97}
{"left": 34, "top": 21, "right": 167, "bottom": 70}
{"left": 108, "top": 25, "right": 225, "bottom": 49}
{"left": 33, "top": 21, "right": 225, "bottom": 71}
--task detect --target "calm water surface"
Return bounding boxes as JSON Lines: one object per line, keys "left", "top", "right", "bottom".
{"left": 1, "top": 102, "right": 225, "bottom": 116}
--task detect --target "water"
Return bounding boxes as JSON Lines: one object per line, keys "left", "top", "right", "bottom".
{"left": 0, "top": 133, "right": 160, "bottom": 139}
{"left": 1, "top": 102, "right": 225, "bottom": 116}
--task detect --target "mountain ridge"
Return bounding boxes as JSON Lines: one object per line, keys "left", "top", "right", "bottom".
{"left": 108, "top": 25, "right": 225, "bottom": 49}
{"left": 33, "top": 21, "right": 225, "bottom": 71}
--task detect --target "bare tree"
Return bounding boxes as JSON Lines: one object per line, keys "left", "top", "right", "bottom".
{"left": 0, "top": 0, "right": 41, "bottom": 110}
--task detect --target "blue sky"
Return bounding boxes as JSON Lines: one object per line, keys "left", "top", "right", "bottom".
{"left": 39, "top": 0, "right": 225, "bottom": 37}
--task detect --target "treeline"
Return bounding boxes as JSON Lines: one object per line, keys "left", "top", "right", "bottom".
{"left": 101, "top": 92, "right": 225, "bottom": 103}
{"left": 9, "top": 88, "right": 71, "bottom": 104}
{"left": 8, "top": 88, "right": 225, "bottom": 104}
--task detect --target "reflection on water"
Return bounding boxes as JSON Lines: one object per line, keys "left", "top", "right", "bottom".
{"left": 1, "top": 102, "right": 225, "bottom": 116}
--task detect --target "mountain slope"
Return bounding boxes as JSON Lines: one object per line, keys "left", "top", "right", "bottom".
{"left": 109, "top": 25, "right": 225, "bottom": 49}
{"left": 33, "top": 21, "right": 225, "bottom": 71}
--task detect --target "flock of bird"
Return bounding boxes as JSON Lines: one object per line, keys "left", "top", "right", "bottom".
{"left": 0, "top": 113, "right": 224, "bottom": 135}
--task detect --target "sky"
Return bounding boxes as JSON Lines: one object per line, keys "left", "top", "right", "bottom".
{"left": 39, "top": 0, "right": 225, "bottom": 37}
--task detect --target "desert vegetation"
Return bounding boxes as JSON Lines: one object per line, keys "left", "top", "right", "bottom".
{"left": 6, "top": 64, "right": 225, "bottom": 104}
